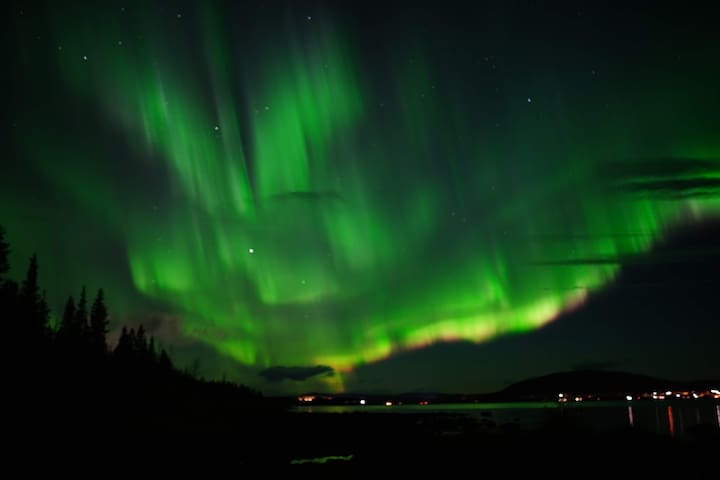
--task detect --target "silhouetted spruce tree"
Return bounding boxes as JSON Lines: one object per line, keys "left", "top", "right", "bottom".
{"left": 158, "top": 349, "right": 173, "bottom": 371}
{"left": 89, "top": 288, "right": 109, "bottom": 352}
{"left": 40, "top": 289, "right": 50, "bottom": 332}
{"left": 0, "top": 225, "right": 9, "bottom": 278}
{"left": 0, "top": 227, "right": 19, "bottom": 376}
{"left": 148, "top": 336, "right": 157, "bottom": 362}
{"left": 58, "top": 296, "right": 75, "bottom": 339}
{"left": 135, "top": 324, "right": 146, "bottom": 353}
{"left": 126, "top": 327, "right": 139, "bottom": 370}
{"left": 74, "top": 286, "right": 88, "bottom": 337}
{"left": 0, "top": 279, "right": 18, "bottom": 322}
{"left": 114, "top": 326, "right": 130, "bottom": 357}
{"left": 16, "top": 254, "right": 50, "bottom": 381}
{"left": 20, "top": 254, "right": 49, "bottom": 340}
{"left": 20, "top": 254, "right": 39, "bottom": 323}
{"left": 56, "top": 295, "right": 85, "bottom": 374}
{"left": 0, "top": 225, "right": 18, "bottom": 326}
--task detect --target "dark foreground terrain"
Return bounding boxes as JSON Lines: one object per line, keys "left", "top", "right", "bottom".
{"left": 11, "top": 389, "right": 718, "bottom": 475}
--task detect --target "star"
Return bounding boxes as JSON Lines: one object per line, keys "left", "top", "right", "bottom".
{"left": 82, "top": 55, "right": 88, "bottom": 61}
{"left": 214, "top": 125, "right": 220, "bottom": 131}
{"left": 527, "top": 97, "right": 532, "bottom": 103}
{"left": 248, "top": 248, "right": 254, "bottom": 254}
{"left": 307, "top": 15, "right": 312, "bottom": 20}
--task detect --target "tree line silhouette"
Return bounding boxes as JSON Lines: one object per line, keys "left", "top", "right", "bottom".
{"left": 1, "top": 224, "right": 262, "bottom": 402}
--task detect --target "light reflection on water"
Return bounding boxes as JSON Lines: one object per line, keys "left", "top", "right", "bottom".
{"left": 294, "top": 401, "right": 720, "bottom": 437}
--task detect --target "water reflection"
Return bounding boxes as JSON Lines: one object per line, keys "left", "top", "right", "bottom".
{"left": 295, "top": 401, "right": 720, "bottom": 437}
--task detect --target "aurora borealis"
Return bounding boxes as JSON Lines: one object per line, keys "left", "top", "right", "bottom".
{"left": 3, "top": 1, "right": 720, "bottom": 393}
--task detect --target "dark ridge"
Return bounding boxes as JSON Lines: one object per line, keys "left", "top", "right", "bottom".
{"left": 500, "top": 370, "right": 668, "bottom": 396}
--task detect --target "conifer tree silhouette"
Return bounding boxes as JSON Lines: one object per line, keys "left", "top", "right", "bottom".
{"left": 114, "top": 326, "right": 131, "bottom": 357}
{"left": 90, "top": 288, "right": 109, "bottom": 352}
{"left": 148, "top": 336, "right": 157, "bottom": 362}
{"left": 75, "top": 286, "right": 88, "bottom": 337}
{"left": 58, "top": 296, "right": 75, "bottom": 340}
{"left": 159, "top": 349, "right": 173, "bottom": 371}
{"left": 20, "top": 254, "right": 49, "bottom": 340}
{"left": 0, "top": 225, "right": 9, "bottom": 277}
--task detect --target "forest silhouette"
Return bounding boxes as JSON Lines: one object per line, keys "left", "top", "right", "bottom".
{"left": 2, "top": 224, "right": 716, "bottom": 473}
{"left": 0, "top": 224, "right": 262, "bottom": 399}
{"left": 1, "top": 224, "right": 297, "bottom": 471}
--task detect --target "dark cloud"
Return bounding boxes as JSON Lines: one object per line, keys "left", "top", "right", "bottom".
{"left": 604, "top": 157, "right": 719, "bottom": 179}
{"left": 269, "top": 191, "right": 343, "bottom": 202}
{"left": 617, "top": 178, "right": 720, "bottom": 198}
{"left": 528, "top": 232, "right": 654, "bottom": 241}
{"left": 603, "top": 157, "right": 720, "bottom": 198}
{"left": 259, "top": 365, "right": 334, "bottom": 382}
{"left": 534, "top": 246, "right": 720, "bottom": 268}
{"left": 533, "top": 257, "right": 622, "bottom": 266}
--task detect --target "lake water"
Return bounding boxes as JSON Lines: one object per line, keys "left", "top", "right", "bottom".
{"left": 294, "top": 401, "right": 720, "bottom": 438}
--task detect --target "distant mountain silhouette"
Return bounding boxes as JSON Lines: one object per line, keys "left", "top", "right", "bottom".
{"left": 498, "top": 369, "right": 717, "bottom": 398}
{"left": 293, "top": 370, "right": 718, "bottom": 404}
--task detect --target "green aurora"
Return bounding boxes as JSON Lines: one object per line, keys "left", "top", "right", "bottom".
{"left": 4, "top": 1, "right": 720, "bottom": 392}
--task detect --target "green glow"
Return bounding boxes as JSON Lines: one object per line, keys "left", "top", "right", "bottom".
{"left": 5, "top": 3, "right": 720, "bottom": 392}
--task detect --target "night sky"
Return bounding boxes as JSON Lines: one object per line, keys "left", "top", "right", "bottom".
{"left": 3, "top": 0, "right": 719, "bottom": 394}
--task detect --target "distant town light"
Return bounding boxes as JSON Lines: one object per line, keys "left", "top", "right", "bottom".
{"left": 711, "top": 389, "right": 720, "bottom": 395}
{"left": 558, "top": 393, "right": 564, "bottom": 398}
{"left": 692, "top": 393, "right": 699, "bottom": 399}
{"left": 385, "top": 401, "right": 392, "bottom": 407}
{"left": 626, "top": 395, "right": 633, "bottom": 401}
{"left": 574, "top": 396, "right": 583, "bottom": 402}
{"left": 665, "top": 391, "right": 672, "bottom": 396}
{"left": 360, "top": 399, "right": 366, "bottom": 405}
